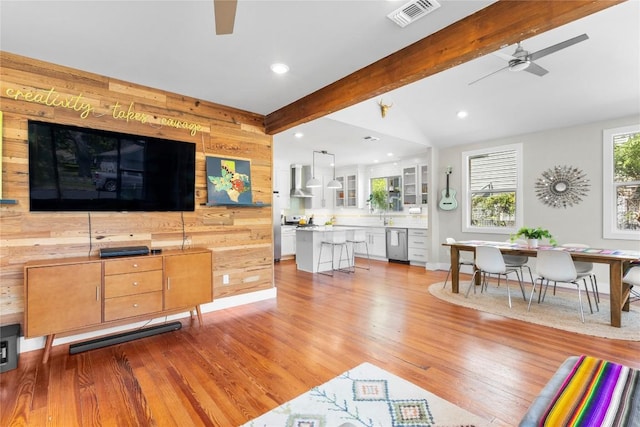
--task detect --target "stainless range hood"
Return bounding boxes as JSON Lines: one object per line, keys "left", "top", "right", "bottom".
{"left": 290, "top": 164, "right": 313, "bottom": 198}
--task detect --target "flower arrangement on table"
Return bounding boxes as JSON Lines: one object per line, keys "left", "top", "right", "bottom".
{"left": 510, "top": 227, "right": 557, "bottom": 247}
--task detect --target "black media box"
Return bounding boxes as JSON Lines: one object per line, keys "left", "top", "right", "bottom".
{"left": 99, "top": 246, "right": 150, "bottom": 258}
{"left": 0, "top": 324, "right": 20, "bottom": 373}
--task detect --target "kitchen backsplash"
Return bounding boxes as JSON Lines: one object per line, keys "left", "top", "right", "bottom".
{"left": 281, "top": 207, "right": 428, "bottom": 229}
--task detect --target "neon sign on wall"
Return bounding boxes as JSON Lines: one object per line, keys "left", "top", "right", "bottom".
{"left": 4, "top": 86, "right": 203, "bottom": 136}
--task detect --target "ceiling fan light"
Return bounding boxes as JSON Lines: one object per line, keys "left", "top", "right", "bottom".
{"left": 510, "top": 60, "right": 530, "bottom": 72}
{"left": 306, "top": 177, "right": 321, "bottom": 188}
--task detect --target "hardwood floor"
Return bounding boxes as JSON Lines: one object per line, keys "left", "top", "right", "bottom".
{"left": 2, "top": 259, "right": 638, "bottom": 426}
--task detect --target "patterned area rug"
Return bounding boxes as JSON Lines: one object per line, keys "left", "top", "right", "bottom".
{"left": 242, "top": 362, "right": 490, "bottom": 427}
{"left": 429, "top": 282, "right": 640, "bottom": 341}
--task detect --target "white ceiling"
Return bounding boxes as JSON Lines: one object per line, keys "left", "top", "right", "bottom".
{"left": 1, "top": 0, "right": 639, "bottom": 168}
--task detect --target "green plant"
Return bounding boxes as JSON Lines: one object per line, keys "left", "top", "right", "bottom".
{"left": 511, "top": 227, "right": 557, "bottom": 245}
{"left": 368, "top": 188, "right": 388, "bottom": 212}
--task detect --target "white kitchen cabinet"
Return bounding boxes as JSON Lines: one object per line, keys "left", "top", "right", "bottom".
{"left": 275, "top": 167, "right": 291, "bottom": 209}
{"left": 335, "top": 173, "right": 357, "bottom": 208}
{"left": 281, "top": 227, "right": 297, "bottom": 256}
{"left": 420, "top": 165, "right": 428, "bottom": 205}
{"left": 403, "top": 166, "right": 417, "bottom": 205}
{"left": 408, "top": 229, "right": 428, "bottom": 263}
{"left": 354, "top": 227, "right": 386, "bottom": 259}
{"left": 305, "top": 167, "right": 333, "bottom": 209}
{"left": 346, "top": 174, "right": 357, "bottom": 207}
{"left": 403, "top": 164, "right": 428, "bottom": 206}
{"left": 335, "top": 176, "right": 345, "bottom": 207}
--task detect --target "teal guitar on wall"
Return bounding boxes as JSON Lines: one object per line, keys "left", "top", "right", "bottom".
{"left": 439, "top": 167, "right": 458, "bottom": 211}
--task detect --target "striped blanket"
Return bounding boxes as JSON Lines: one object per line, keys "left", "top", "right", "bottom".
{"left": 540, "top": 355, "right": 639, "bottom": 426}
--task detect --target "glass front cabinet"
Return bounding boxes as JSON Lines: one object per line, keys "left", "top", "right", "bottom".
{"left": 403, "top": 164, "right": 428, "bottom": 206}
{"left": 420, "top": 165, "right": 428, "bottom": 204}
{"left": 335, "top": 176, "right": 345, "bottom": 207}
{"left": 403, "top": 166, "right": 417, "bottom": 205}
{"left": 335, "top": 173, "right": 357, "bottom": 208}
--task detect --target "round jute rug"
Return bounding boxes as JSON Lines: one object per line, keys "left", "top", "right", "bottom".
{"left": 429, "top": 282, "right": 640, "bottom": 341}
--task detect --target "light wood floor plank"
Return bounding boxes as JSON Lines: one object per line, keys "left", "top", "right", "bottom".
{"left": 1, "top": 259, "right": 638, "bottom": 426}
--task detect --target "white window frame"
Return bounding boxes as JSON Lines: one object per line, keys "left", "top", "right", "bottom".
{"left": 462, "top": 143, "right": 523, "bottom": 234}
{"left": 602, "top": 124, "right": 640, "bottom": 241}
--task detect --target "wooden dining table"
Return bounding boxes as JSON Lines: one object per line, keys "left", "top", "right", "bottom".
{"left": 444, "top": 240, "right": 640, "bottom": 327}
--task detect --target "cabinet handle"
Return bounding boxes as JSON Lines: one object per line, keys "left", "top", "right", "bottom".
{"left": 132, "top": 281, "right": 139, "bottom": 286}
{"left": 133, "top": 303, "right": 139, "bottom": 308}
{"left": 96, "top": 286, "right": 100, "bottom": 301}
{"left": 167, "top": 277, "right": 171, "bottom": 290}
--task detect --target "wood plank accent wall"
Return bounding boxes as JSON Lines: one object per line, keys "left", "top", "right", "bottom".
{"left": 0, "top": 51, "right": 274, "bottom": 328}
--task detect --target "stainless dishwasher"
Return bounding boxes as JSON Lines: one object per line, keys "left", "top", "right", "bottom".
{"left": 386, "top": 228, "right": 408, "bottom": 262}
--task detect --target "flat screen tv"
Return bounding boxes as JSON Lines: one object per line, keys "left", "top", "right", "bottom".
{"left": 28, "top": 120, "right": 196, "bottom": 212}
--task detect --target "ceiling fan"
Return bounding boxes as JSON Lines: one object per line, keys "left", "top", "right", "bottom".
{"left": 214, "top": 0, "right": 238, "bottom": 35}
{"left": 469, "top": 33, "right": 589, "bottom": 85}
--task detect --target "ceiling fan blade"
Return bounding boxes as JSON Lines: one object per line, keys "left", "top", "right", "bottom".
{"left": 468, "top": 65, "right": 510, "bottom": 85}
{"left": 494, "top": 51, "right": 516, "bottom": 61}
{"left": 523, "top": 62, "right": 549, "bottom": 77}
{"left": 529, "top": 33, "right": 589, "bottom": 61}
{"left": 214, "top": 0, "right": 237, "bottom": 35}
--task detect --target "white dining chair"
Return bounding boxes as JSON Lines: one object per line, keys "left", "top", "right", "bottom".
{"left": 503, "top": 239, "right": 534, "bottom": 285}
{"left": 561, "top": 243, "right": 599, "bottom": 311}
{"left": 623, "top": 265, "right": 640, "bottom": 303}
{"left": 465, "top": 245, "right": 525, "bottom": 308}
{"left": 528, "top": 250, "right": 592, "bottom": 322}
{"left": 443, "top": 237, "right": 475, "bottom": 289}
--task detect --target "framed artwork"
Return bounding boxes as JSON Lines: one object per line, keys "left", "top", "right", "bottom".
{"left": 206, "top": 156, "right": 252, "bottom": 205}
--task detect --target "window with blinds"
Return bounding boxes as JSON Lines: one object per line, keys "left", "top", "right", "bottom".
{"left": 603, "top": 125, "right": 640, "bottom": 239}
{"left": 465, "top": 147, "right": 519, "bottom": 229}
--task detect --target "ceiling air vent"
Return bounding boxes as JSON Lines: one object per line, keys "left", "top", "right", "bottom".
{"left": 387, "top": 0, "right": 441, "bottom": 28}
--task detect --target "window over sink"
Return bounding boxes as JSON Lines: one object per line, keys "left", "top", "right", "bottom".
{"left": 369, "top": 176, "right": 402, "bottom": 212}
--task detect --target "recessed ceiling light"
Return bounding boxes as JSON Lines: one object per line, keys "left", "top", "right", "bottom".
{"left": 294, "top": 132, "right": 303, "bottom": 138}
{"left": 457, "top": 110, "right": 468, "bottom": 119}
{"left": 270, "top": 63, "right": 290, "bottom": 74}
{"left": 387, "top": 152, "right": 393, "bottom": 157}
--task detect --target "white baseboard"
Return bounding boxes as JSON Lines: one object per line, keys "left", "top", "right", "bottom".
{"left": 18, "top": 288, "right": 278, "bottom": 354}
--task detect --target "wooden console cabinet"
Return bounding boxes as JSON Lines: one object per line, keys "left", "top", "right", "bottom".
{"left": 24, "top": 248, "right": 212, "bottom": 363}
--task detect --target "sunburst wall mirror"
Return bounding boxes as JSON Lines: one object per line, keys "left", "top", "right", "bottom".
{"left": 534, "top": 165, "right": 590, "bottom": 208}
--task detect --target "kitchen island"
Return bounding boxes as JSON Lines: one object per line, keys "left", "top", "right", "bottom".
{"left": 296, "top": 226, "right": 359, "bottom": 273}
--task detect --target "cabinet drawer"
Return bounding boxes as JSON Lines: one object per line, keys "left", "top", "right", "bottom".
{"left": 408, "top": 229, "right": 428, "bottom": 237}
{"left": 104, "top": 256, "right": 162, "bottom": 275}
{"left": 104, "top": 291, "right": 163, "bottom": 321}
{"left": 408, "top": 247, "right": 427, "bottom": 261}
{"left": 104, "top": 270, "right": 163, "bottom": 298}
{"left": 408, "top": 236, "right": 427, "bottom": 247}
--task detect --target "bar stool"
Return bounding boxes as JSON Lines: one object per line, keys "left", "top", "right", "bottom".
{"left": 346, "top": 229, "right": 370, "bottom": 271}
{"left": 317, "top": 230, "right": 351, "bottom": 276}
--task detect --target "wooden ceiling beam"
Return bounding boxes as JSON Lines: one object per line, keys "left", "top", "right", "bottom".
{"left": 264, "top": 0, "right": 625, "bottom": 135}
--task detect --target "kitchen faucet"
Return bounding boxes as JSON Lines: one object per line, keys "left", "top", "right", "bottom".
{"left": 381, "top": 212, "right": 389, "bottom": 226}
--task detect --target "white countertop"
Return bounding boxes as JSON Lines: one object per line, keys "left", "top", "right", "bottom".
{"left": 294, "top": 225, "right": 427, "bottom": 231}
{"left": 295, "top": 226, "right": 359, "bottom": 232}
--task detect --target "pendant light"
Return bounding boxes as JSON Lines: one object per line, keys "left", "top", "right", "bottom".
{"left": 305, "top": 151, "right": 322, "bottom": 188}
{"left": 306, "top": 150, "right": 342, "bottom": 189}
